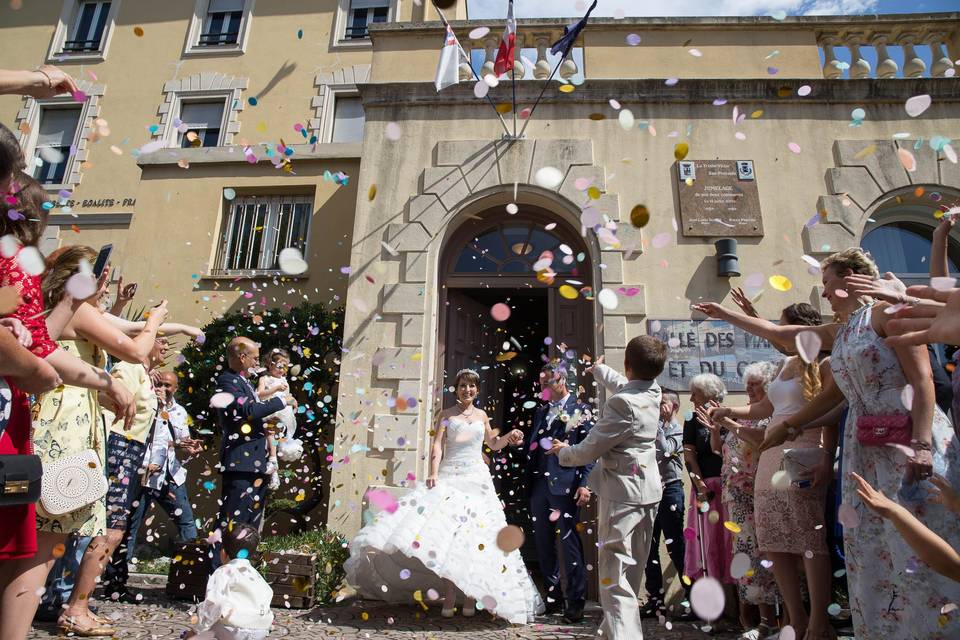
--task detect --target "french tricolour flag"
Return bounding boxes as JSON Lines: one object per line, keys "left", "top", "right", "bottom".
{"left": 493, "top": 0, "right": 516, "bottom": 76}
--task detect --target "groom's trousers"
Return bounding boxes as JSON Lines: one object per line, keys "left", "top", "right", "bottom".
{"left": 530, "top": 478, "right": 587, "bottom": 606}
{"left": 598, "top": 497, "right": 659, "bottom": 640}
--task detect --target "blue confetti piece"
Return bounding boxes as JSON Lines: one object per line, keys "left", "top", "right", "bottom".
{"left": 237, "top": 548, "right": 249, "bottom": 559}
{"left": 203, "top": 480, "right": 216, "bottom": 492}
{"left": 248, "top": 97, "right": 258, "bottom": 106}
{"left": 297, "top": 29, "right": 303, "bottom": 39}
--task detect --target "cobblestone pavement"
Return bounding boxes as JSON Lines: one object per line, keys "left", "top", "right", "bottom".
{"left": 28, "top": 581, "right": 744, "bottom": 639}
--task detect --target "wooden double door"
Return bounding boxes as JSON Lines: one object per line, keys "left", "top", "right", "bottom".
{"left": 440, "top": 285, "right": 599, "bottom": 600}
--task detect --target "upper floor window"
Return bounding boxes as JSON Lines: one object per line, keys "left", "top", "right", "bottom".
{"left": 33, "top": 107, "right": 82, "bottom": 186}
{"left": 64, "top": 1, "right": 111, "bottom": 52}
{"left": 213, "top": 195, "right": 312, "bottom": 275}
{"left": 330, "top": 95, "right": 365, "bottom": 143}
{"left": 177, "top": 100, "right": 226, "bottom": 148}
{"left": 48, "top": 0, "right": 120, "bottom": 60}
{"left": 184, "top": 0, "right": 254, "bottom": 55}
{"left": 346, "top": 0, "right": 389, "bottom": 40}
{"left": 200, "top": 0, "right": 243, "bottom": 46}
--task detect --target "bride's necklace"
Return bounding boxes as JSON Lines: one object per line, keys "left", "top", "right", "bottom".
{"left": 457, "top": 402, "right": 477, "bottom": 420}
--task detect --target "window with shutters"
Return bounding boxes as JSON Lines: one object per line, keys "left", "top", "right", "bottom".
{"left": 32, "top": 107, "right": 82, "bottom": 186}
{"left": 48, "top": 0, "right": 120, "bottom": 61}
{"left": 175, "top": 101, "right": 227, "bottom": 148}
{"left": 212, "top": 195, "right": 313, "bottom": 275}
{"left": 185, "top": 0, "right": 255, "bottom": 55}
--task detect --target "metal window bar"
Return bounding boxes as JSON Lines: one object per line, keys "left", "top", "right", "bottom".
{"left": 66, "top": 1, "right": 110, "bottom": 52}
{"left": 199, "top": 11, "right": 241, "bottom": 45}
{"left": 215, "top": 196, "right": 313, "bottom": 274}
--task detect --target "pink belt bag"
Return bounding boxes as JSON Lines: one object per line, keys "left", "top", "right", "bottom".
{"left": 855, "top": 415, "right": 912, "bottom": 446}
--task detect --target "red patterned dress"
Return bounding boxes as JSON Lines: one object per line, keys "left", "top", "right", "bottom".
{"left": 0, "top": 253, "right": 56, "bottom": 560}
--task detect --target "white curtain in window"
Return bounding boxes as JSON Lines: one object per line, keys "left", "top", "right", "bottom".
{"left": 331, "top": 97, "right": 365, "bottom": 143}
{"left": 350, "top": 0, "right": 390, "bottom": 9}
{"left": 208, "top": 0, "right": 243, "bottom": 12}
{"left": 179, "top": 102, "right": 225, "bottom": 128}
{"left": 36, "top": 108, "right": 82, "bottom": 147}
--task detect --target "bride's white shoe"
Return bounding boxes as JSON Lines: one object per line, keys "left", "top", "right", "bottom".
{"left": 441, "top": 607, "right": 456, "bottom": 618}
{"left": 462, "top": 599, "right": 476, "bottom": 617}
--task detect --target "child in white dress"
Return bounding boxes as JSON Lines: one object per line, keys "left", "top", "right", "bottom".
{"left": 186, "top": 523, "right": 273, "bottom": 640}
{"left": 255, "top": 349, "right": 300, "bottom": 490}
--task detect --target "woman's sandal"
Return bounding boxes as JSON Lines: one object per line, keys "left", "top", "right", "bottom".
{"left": 57, "top": 614, "right": 116, "bottom": 637}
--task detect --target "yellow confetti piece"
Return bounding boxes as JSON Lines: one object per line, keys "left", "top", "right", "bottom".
{"left": 240, "top": 424, "right": 251, "bottom": 434}
{"left": 368, "top": 184, "right": 377, "bottom": 201}
{"left": 361, "top": 612, "right": 369, "bottom": 621}
{"left": 853, "top": 143, "right": 877, "bottom": 160}
{"left": 750, "top": 109, "right": 764, "bottom": 119}
{"left": 295, "top": 491, "right": 305, "bottom": 502}
{"left": 682, "top": 574, "right": 692, "bottom": 586}
{"left": 495, "top": 102, "right": 512, "bottom": 113}
{"left": 588, "top": 113, "right": 606, "bottom": 121}
{"left": 256, "top": 121, "right": 267, "bottom": 133}
{"left": 769, "top": 275, "right": 792, "bottom": 292}
{"left": 724, "top": 521, "right": 742, "bottom": 533}
{"left": 133, "top": 26, "right": 144, "bottom": 37}
{"left": 411, "top": 353, "right": 422, "bottom": 362}
{"left": 674, "top": 142, "right": 689, "bottom": 161}
{"left": 558, "top": 284, "right": 579, "bottom": 300}
{"left": 587, "top": 186, "right": 602, "bottom": 199}
{"left": 630, "top": 204, "right": 650, "bottom": 228}
{"left": 600, "top": 577, "right": 612, "bottom": 585}
{"left": 559, "top": 84, "right": 575, "bottom": 93}
{"left": 52, "top": 543, "right": 66, "bottom": 559}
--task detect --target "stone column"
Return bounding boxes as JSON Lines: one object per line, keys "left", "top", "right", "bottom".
{"left": 899, "top": 33, "right": 927, "bottom": 78}
{"left": 871, "top": 33, "right": 899, "bottom": 79}
{"left": 818, "top": 34, "right": 844, "bottom": 79}
{"left": 533, "top": 34, "right": 551, "bottom": 80}
{"left": 481, "top": 36, "right": 497, "bottom": 79}
{"left": 559, "top": 53, "right": 578, "bottom": 80}
{"left": 927, "top": 33, "right": 956, "bottom": 78}
{"left": 846, "top": 33, "right": 871, "bottom": 79}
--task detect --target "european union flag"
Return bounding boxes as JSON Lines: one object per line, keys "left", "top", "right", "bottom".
{"left": 549, "top": 0, "right": 598, "bottom": 58}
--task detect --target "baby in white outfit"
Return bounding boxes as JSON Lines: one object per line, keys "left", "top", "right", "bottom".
{"left": 256, "top": 349, "right": 302, "bottom": 489}
{"left": 186, "top": 523, "right": 273, "bottom": 640}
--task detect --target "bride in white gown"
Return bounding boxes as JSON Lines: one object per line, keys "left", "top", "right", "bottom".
{"left": 345, "top": 369, "right": 545, "bottom": 623}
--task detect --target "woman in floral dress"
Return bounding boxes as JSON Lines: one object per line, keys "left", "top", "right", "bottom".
{"left": 698, "top": 247, "right": 960, "bottom": 640}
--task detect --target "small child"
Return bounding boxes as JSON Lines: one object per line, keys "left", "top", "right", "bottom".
{"left": 256, "top": 349, "right": 298, "bottom": 490}
{"left": 187, "top": 523, "right": 274, "bottom": 640}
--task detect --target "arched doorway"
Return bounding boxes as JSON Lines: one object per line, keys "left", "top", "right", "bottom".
{"left": 437, "top": 203, "right": 598, "bottom": 595}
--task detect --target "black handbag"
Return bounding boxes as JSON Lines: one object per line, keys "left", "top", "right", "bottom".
{"left": 0, "top": 454, "right": 42, "bottom": 506}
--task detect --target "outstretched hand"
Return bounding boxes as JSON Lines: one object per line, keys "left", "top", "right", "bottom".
{"left": 759, "top": 420, "right": 791, "bottom": 452}
{"left": 574, "top": 486, "right": 591, "bottom": 507}
{"left": 929, "top": 474, "right": 960, "bottom": 515}
{"left": 851, "top": 472, "right": 899, "bottom": 519}
{"left": 505, "top": 428, "right": 525, "bottom": 446}
{"left": 843, "top": 272, "right": 908, "bottom": 305}
{"left": 584, "top": 355, "right": 604, "bottom": 376}
{"left": 730, "top": 287, "right": 760, "bottom": 319}
{"left": 545, "top": 438, "right": 568, "bottom": 456}
{"left": 691, "top": 302, "right": 728, "bottom": 319}
{"left": 885, "top": 286, "right": 958, "bottom": 347}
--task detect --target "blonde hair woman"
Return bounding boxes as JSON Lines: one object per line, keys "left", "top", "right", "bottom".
{"left": 705, "top": 303, "right": 837, "bottom": 640}
{"left": 697, "top": 247, "right": 960, "bottom": 639}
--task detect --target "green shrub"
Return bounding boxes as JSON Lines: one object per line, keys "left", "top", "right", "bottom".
{"left": 259, "top": 527, "right": 349, "bottom": 605}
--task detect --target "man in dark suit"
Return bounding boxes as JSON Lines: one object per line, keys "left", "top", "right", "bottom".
{"left": 212, "top": 337, "right": 296, "bottom": 565}
{"left": 526, "top": 361, "right": 595, "bottom": 622}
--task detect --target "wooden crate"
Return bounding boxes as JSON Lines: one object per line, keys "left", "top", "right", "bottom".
{"left": 263, "top": 551, "right": 317, "bottom": 609}
{"left": 166, "top": 541, "right": 212, "bottom": 601}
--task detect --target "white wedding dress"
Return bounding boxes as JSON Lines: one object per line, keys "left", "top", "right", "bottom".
{"left": 345, "top": 417, "right": 545, "bottom": 623}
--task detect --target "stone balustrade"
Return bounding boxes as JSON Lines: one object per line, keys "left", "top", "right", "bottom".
{"left": 457, "top": 28, "right": 581, "bottom": 83}
{"left": 818, "top": 25, "right": 956, "bottom": 79}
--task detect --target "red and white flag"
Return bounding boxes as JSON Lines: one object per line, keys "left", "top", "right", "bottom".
{"left": 493, "top": 0, "right": 516, "bottom": 76}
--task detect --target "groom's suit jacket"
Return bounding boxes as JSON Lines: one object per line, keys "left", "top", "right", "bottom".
{"left": 557, "top": 364, "right": 663, "bottom": 506}
{"left": 525, "top": 393, "right": 595, "bottom": 496}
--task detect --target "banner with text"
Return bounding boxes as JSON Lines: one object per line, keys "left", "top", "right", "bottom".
{"left": 647, "top": 319, "right": 782, "bottom": 392}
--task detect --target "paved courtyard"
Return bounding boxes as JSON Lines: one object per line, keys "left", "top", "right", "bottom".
{"left": 28, "top": 578, "right": 741, "bottom": 639}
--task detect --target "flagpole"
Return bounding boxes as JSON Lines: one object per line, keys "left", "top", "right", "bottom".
{"left": 511, "top": 61, "right": 518, "bottom": 138}
{"left": 516, "top": 55, "right": 563, "bottom": 139}
{"left": 433, "top": 3, "right": 513, "bottom": 139}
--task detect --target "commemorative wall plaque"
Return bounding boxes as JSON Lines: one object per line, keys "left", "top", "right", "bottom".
{"left": 676, "top": 160, "right": 763, "bottom": 237}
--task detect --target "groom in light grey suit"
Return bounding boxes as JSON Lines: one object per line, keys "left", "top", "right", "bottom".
{"left": 547, "top": 335, "right": 667, "bottom": 640}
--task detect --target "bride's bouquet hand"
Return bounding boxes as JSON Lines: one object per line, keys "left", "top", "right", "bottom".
{"left": 506, "top": 429, "right": 524, "bottom": 446}
{"left": 426, "top": 475, "right": 438, "bottom": 489}
{"left": 545, "top": 439, "right": 568, "bottom": 456}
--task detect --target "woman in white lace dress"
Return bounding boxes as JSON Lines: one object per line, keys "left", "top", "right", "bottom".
{"left": 345, "top": 369, "right": 545, "bottom": 623}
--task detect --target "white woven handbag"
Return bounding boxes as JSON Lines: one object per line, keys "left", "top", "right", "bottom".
{"left": 40, "top": 449, "right": 107, "bottom": 516}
